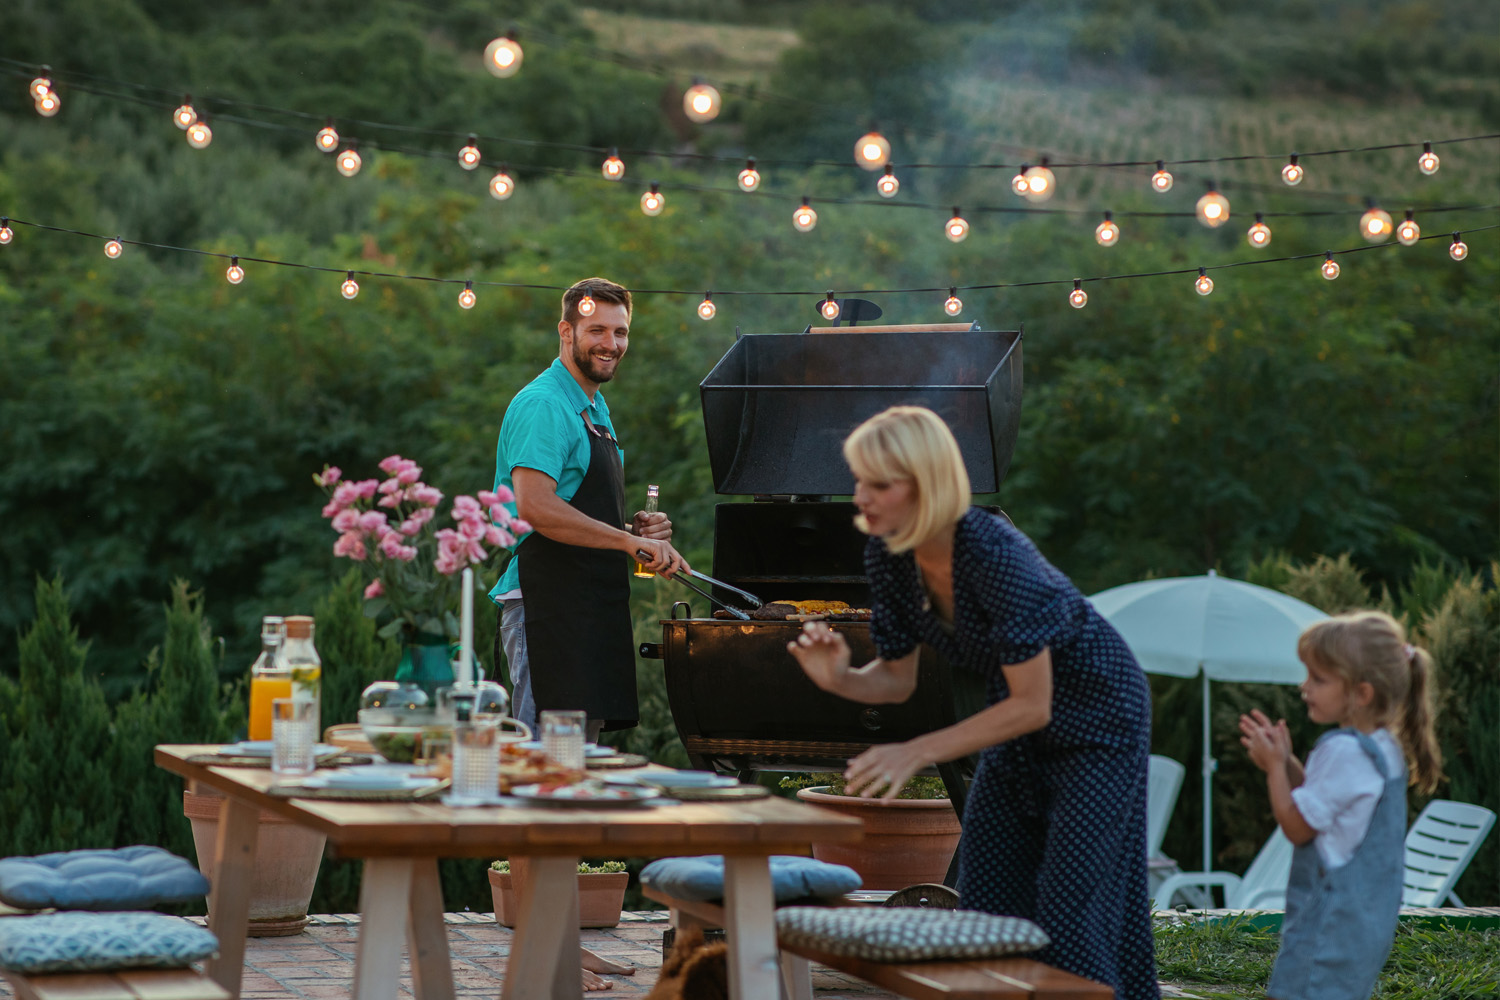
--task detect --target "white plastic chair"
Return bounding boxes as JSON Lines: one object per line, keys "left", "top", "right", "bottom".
{"left": 1402, "top": 799, "right": 1496, "bottom": 907}
{"left": 1153, "top": 828, "right": 1294, "bottom": 910}
{"left": 1147, "top": 755, "right": 1186, "bottom": 859}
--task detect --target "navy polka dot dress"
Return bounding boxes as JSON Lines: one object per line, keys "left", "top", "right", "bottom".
{"left": 867, "top": 508, "right": 1158, "bottom": 1000}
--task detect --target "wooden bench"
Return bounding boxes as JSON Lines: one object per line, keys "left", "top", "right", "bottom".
{"left": 643, "top": 887, "right": 1113, "bottom": 1000}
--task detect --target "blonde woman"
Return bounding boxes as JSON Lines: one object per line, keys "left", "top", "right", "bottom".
{"left": 788, "top": 406, "right": 1157, "bottom": 1000}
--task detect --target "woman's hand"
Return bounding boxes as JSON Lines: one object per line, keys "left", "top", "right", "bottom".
{"left": 787, "top": 621, "right": 852, "bottom": 693}
{"left": 844, "top": 740, "right": 932, "bottom": 802}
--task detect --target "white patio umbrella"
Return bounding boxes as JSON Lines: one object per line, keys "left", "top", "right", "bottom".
{"left": 1088, "top": 570, "right": 1327, "bottom": 872}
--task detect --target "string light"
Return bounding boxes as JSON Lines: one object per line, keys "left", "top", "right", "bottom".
{"left": 640, "top": 181, "right": 665, "bottom": 216}
{"left": 945, "top": 208, "right": 969, "bottom": 243}
{"left": 577, "top": 293, "right": 596, "bottom": 317}
{"left": 173, "top": 96, "right": 197, "bottom": 130}
{"left": 341, "top": 271, "right": 359, "bottom": 300}
{"left": 458, "top": 280, "right": 476, "bottom": 309}
{"left": 1150, "top": 160, "right": 1173, "bottom": 193}
{"left": 185, "top": 119, "right": 213, "bottom": 149}
{"left": 337, "top": 146, "right": 362, "bottom": 177}
{"left": 1247, "top": 213, "right": 1272, "bottom": 248}
{"left": 697, "top": 292, "right": 716, "bottom": 320}
{"left": 819, "top": 292, "right": 840, "bottom": 321}
{"left": 28, "top": 72, "right": 51, "bottom": 101}
{"left": 1396, "top": 210, "right": 1421, "bottom": 246}
{"left": 683, "top": 79, "right": 721, "bottom": 123}
{"left": 1280, "top": 154, "right": 1304, "bottom": 186}
{"left": 1196, "top": 185, "right": 1230, "bottom": 228}
{"left": 1068, "top": 279, "right": 1088, "bottom": 309}
{"left": 35, "top": 89, "right": 60, "bottom": 117}
{"left": 104, "top": 237, "right": 123, "bottom": 259}
{"left": 1321, "top": 252, "right": 1341, "bottom": 280}
{"left": 737, "top": 158, "right": 760, "bottom": 192}
{"left": 1011, "top": 164, "right": 1031, "bottom": 197}
{"left": 876, "top": 165, "right": 899, "bottom": 198}
{"left": 484, "top": 30, "right": 523, "bottom": 78}
{"left": 0, "top": 218, "right": 12, "bottom": 245}
{"left": 1022, "top": 161, "right": 1056, "bottom": 202}
{"left": 1449, "top": 232, "right": 1468, "bottom": 260}
{"left": 1417, "top": 142, "right": 1440, "bottom": 175}
{"left": 793, "top": 197, "right": 817, "bottom": 232}
{"left": 1095, "top": 211, "right": 1120, "bottom": 247}
{"left": 602, "top": 148, "right": 624, "bottom": 181}
{"left": 489, "top": 168, "right": 515, "bottom": 200}
{"left": 1359, "top": 200, "right": 1393, "bottom": 242}
{"left": 854, "top": 129, "right": 890, "bottom": 170}
{"left": 458, "top": 135, "right": 481, "bottom": 171}
{"left": 1194, "top": 267, "right": 1214, "bottom": 296}
{"left": 315, "top": 120, "right": 339, "bottom": 153}
{"left": 943, "top": 287, "right": 963, "bottom": 316}
{"left": 225, "top": 256, "right": 244, "bottom": 284}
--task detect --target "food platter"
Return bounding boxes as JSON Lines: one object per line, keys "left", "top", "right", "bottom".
{"left": 509, "top": 782, "right": 662, "bottom": 808}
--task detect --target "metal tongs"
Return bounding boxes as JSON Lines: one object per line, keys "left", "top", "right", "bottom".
{"left": 636, "top": 552, "right": 763, "bottom": 620}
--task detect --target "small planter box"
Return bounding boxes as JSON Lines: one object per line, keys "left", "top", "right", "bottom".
{"left": 488, "top": 865, "right": 628, "bottom": 929}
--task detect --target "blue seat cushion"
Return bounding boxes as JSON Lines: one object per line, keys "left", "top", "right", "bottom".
{"left": 776, "top": 906, "right": 1050, "bottom": 962}
{"left": 640, "top": 855, "right": 861, "bottom": 903}
{"left": 0, "top": 912, "right": 219, "bottom": 974}
{"left": 0, "top": 847, "right": 210, "bottom": 911}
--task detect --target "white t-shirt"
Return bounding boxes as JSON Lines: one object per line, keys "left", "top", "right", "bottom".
{"left": 1290, "top": 728, "right": 1405, "bottom": 869}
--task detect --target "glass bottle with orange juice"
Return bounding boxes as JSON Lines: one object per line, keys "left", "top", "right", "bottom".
{"left": 247, "top": 616, "right": 288, "bottom": 740}
{"left": 278, "top": 615, "right": 322, "bottom": 743}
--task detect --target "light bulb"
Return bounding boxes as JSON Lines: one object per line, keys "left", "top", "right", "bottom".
{"left": 316, "top": 122, "right": 339, "bottom": 152}
{"left": 854, "top": 130, "right": 890, "bottom": 170}
{"left": 640, "top": 182, "right": 664, "bottom": 217}
{"left": 819, "top": 293, "right": 840, "bottom": 321}
{"left": 341, "top": 272, "right": 359, "bottom": 300}
{"left": 173, "top": 99, "right": 197, "bottom": 130}
{"left": 1194, "top": 268, "right": 1213, "bottom": 296}
{"left": 578, "top": 294, "right": 596, "bottom": 317}
{"left": 1281, "top": 155, "right": 1303, "bottom": 186}
{"left": 1247, "top": 214, "right": 1272, "bottom": 248}
{"left": 489, "top": 169, "right": 515, "bottom": 200}
{"left": 602, "top": 149, "right": 624, "bottom": 181}
{"left": 104, "top": 238, "right": 123, "bottom": 259}
{"left": 484, "top": 33, "right": 523, "bottom": 78}
{"left": 1069, "top": 280, "right": 1087, "bottom": 309}
{"left": 1023, "top": 163, "right": 1056, "bottom": 202}
{"left": 1396, "top": 211, "right": 1420, "bottom": 246}
{"left": 1095, "top": 212, "right": 1119, "bottom": 247}
{"left": 737, "top": 158, "right": 759, "bottom": 192}
{"left": 1417, "top": 142, "right": 1439, "bottom": 175}
{"left": 458, "top": 135, "right": 481, "bottom": 170}
{"left": 1360, "top": 204, "right": 1392, "bottom": 242}
{"left": 1321, "top": 254, "right": 1340, "bottom": 280}
{"left": 458, "top": 282, "right": 476, "bottom": 309}
{"left": 876, "top": 166, "right": 899, "bottom": 198}
{"left": 793, "top": 198, "right": 817, "bottom": 232}
{"left": 683, "top": 81, "right": 721, "bottom": 123}
{"left": 1450, "top": 233, "right": 1468, "bottom": 261}
{"left": 697, "top": 294, "right": 716, "bottom": 321}
{"left": 29, "top": 75, "right": 51, "bottom": 100}
{"left": 943, "top": 288, "right": 963, "bottom": 316}
{"left": 1011, "top": 165, "right": 1030, "bottom": 197}
{"left": 337, "top": 148, "right": 362, "bottom": 177}
{"left": 35, "top": 90, "right": 60, "bottom": 117}
{"left": 1196, "top": 188, "right": 1230, "bottom": 228}
{"left": 186, "top": 121, "right": 212, "bottom": 149}
{"left": 225, "top": 257, "right": 244, "bottom": 285}
{"left": 1150, "top": 160, "right": 1173, "bottom": 193}
{"left": 0, "top": 219, "right": 12, "bottom": 245}
{"left": 945, "top": 209, "right": 969, "bottom": 243}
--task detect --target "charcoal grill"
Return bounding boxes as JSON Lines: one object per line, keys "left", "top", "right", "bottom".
{"left": 639, "top": 319, "right": 1023, "bottom": 826}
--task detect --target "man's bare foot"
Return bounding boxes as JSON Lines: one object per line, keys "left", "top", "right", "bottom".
{"left": 582, "top": 968, "right": 613, "bottom": 991}
{"left": 581, "top": 947, "right": 636, "bottom": 977}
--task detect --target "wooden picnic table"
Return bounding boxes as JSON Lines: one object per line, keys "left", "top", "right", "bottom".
{"left": 155, "top": 745, "right": 863, "bottom": 1000}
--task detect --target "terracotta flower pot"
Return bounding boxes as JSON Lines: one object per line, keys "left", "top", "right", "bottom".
{"left": 489, "top": 862, "right": 628, "bottom": 929}
{"left": 183, "top": 786, "right": 327, "bottom": 937}
{"left": 795, "top": 786, "right": 961, "bottom": 891}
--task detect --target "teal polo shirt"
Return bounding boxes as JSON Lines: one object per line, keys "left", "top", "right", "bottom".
{"left": 489, "top": 358, "right": 624, "bottom": 601}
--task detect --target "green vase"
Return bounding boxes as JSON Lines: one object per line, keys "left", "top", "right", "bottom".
{"left": 393, "top": 632, "right": 455, "bottom": 699}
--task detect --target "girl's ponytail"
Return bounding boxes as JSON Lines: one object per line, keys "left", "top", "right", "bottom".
{"left": 1402, "top": 645, "right": 1443, "bottom": 795}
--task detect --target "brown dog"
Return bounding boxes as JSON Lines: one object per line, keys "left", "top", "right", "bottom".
{"left": 643, "top": 928, "right": 728, "bottom": 1000}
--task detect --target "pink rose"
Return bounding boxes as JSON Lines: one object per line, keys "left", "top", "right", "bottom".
{"left": 321, "top": 499, "right": 343, "bottom": 519}
{"left": 379, "top": 533, "right": 406, "bottom": 559}
{"left": 478, "top": 486, "right": 514, "bottom": 506}
{"left": 408, "top": 507, "right": 435, "bottom": 527}
{"left": 398, "top": 518, "right": 422, "bottom": 537}
{"left": 452, "top": 495, "right": 482, "bottom": 519}
{"left": 378, "top": 477, "right": 402, "bottom": 495}
{"left": 331, "top": 481, "right": 360, "bottom": 508}
{"left": 353, "top": 479, "right": 379, "bottom": 500}
{"left": 510, "top": 518, "right": 532, "bottom": 536}
{"left": 397, "top": 464, "right": 422, "bottom": 485}
{"left": 333, "top": 532, "right": 367, "bottom": 561}
{"left": 485, "top": 525, "right": 516, "bottom": 548}
{"left": 332, "top": 509, "right": 361, "bottom": 533}
{"left": 378, "top": 494, "right": 402, "bottom": 509}
{"left": 363, "top": 578, "right": 384, "bottom": 599}
{"left": 410, "top": 485, "right": 443, "bottom": 507}
{"left": 458, "top": 517, "right": 486, "bottom": 540}
{"left": 316, "top": 465, "right": 342, "bottom": 487}
{"left": 358, "top": 511, "right": 390, "bottom": 538}
{"left": 378, "top": 455, "right": 405, "bottom": 475}
{"left": 396, "top": 544, "right": 418, "bottom": 561}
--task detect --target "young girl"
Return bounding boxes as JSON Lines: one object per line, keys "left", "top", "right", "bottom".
{"left": 1240, "top": 610, "right": 1442, "bottom": 1000}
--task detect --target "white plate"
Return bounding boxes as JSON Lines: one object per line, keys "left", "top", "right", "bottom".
{"left": 514, "top": 741, "right": 614, "bottom": 758}
{"left": 226, "top": 741, "right": 340, "bottom": 758}
{"left": 510, "top": 783, "right": 661, "bottom": 807}
{"left": 635, "top": 771, "right": 738, "bottom": 790}
{"left": 305, "top": 770, "right": 440, "bottom": 791}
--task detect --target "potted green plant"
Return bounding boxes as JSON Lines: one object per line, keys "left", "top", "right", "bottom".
{"left": 489, "top": 859, "right": 630, "bottom": 929}
{"left": 781, "top": 773, "right": 961, "bottom": 891}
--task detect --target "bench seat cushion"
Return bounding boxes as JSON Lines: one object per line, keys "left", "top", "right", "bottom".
{"left": 776, "top": 906, "right": 1049, "bottom": 962}
{"left": 640, "top": 856, "right": 861, "bottom": 903}
{"left": 0, "top": 912, "right": 219, "bottom": 974}
{"left": 0, "top": 848, "right": 209, "bottom": 911}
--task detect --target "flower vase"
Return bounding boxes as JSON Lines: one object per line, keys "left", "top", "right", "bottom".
{"left": 394, "top": 632, "right": 455, "bottom": 699}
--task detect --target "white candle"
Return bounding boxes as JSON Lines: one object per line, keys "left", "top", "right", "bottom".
{"left": 459, "top": 567, "right": 474, "bottom": 686}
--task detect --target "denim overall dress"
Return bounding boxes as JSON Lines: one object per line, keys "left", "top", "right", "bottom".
{"left": 1267, "top": 729, "right": 1405, "bottom": 1000}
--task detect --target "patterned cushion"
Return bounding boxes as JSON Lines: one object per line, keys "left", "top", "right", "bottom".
{"left": 640, "top": 856, "right": 862, "bottom": 903}
{"left": 775, "top": 906, "right": 1049, "bottom": 962}
{"left": 0, "top": 847, "right": 209, "bottom": 911}
{"left": 0, "top": 912, "right": 219, "bottom": 974}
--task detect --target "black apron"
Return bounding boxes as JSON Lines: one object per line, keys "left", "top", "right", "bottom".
{"left": 516, "top": 414, "right": 638, "bottom": 730}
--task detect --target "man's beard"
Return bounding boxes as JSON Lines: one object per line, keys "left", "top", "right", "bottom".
{"left": 573, "top": 342, "right": 618, "bottom": 383}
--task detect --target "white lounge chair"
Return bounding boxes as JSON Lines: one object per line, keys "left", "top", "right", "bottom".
{"left": 1147, "top": 755, "right": 1186, "bottom": 859}
{"left": 1153, "top": 828, "right": 1293, "bottom": 910}
{"left": 1402, "top": 799, "right": 1496, "bottom": 907}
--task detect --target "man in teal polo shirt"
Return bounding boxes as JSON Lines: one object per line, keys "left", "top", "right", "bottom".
{"left": 489, "top": 277, "right": 685, "bottom": 738}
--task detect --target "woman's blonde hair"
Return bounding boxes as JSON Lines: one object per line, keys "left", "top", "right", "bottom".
{"left": 1297, "top": 610, "right": 1442, "bottom": 795}
{"left": 842, "top": 406, "right": 970, "bottom": 553}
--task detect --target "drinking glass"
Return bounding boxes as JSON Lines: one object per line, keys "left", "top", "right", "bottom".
{"left": 271, "top": 699, "right": 316, "bottom": 776}
{"left": 540, "top": 710, "right": 586, "bottom": 770}
{"left": 451, "top": 723, "right": 500, "bottom": 801}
